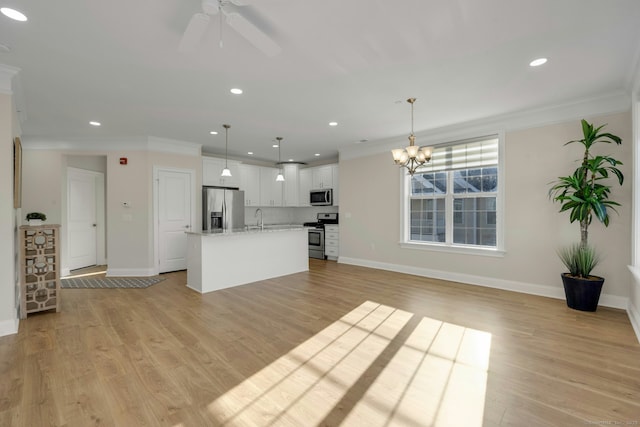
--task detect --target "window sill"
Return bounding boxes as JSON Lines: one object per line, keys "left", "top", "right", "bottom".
{"left": 399, "top": 241, "right": 505, "bottom": 257}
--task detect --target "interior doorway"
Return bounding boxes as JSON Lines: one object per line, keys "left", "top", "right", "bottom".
{"left": 66, "top": 157, "right": 106, "bottom": 273}
{"left": 154, "top": 166, "right": 196, "bottom": 273}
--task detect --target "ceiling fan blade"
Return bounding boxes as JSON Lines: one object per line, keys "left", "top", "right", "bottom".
{"left": 201, "top": 0, "right": 220, "bottom": 16}
{"left": 225, "top": 12, "right": 281, "bottom": 57}
{"left": 179, "top": 13, "right": 210, "bottom": 52}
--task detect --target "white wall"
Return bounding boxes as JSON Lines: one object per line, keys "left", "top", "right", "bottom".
{"left": 629, "top": 75, "right": 640, "bottom": 340}
{"left": 339, "top": 112, "right": 632, "bottom": 308}
{"left": 66, "top": 155, "right": 107, "bottom": 173}
{"left": 20, "top": 146, "right": 201, "bottom": 277}
{"left": 0, "top": 92, "right": 17, "bottom": 336}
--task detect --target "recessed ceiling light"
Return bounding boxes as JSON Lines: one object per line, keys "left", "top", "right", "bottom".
{"left": 529, "top": 58, "right": 547, "bottom": 67}
{"left": 230, "top": 88, "right": 243, "bottom": 95}
{"left": 1, "top": 7, "right": 27, "bottom": 21}
{"left": 329, "top": 122, "right": 338, "bottom": 127}
{"left": 89, "top": 121, "right": 101, "bottom": 126}
{"left": 314, "top": 153, "right": 320, "bottom": 157}
{"left": 272, "top": 144, "right": 279, "bottom": 148}
{"left": 247, "top": 151, "right": 253, "bottom": 155}
{"left": 209, "top": 131, "right": 218, "bottom": 135}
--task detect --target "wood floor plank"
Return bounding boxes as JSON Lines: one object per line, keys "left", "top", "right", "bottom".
{"left": 1, "top": 259, "right": 639, "bottom": 426}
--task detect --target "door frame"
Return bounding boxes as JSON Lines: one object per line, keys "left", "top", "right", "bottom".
{"left": 153, "top": 166, "right": 197, "bottom": 275}
{"left": 65, "top": 167, "right": 106, "bottom": 275}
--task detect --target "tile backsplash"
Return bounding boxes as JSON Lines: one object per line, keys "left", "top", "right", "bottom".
{"left": 244, "top": 206, "right": 339, "bottom": 226}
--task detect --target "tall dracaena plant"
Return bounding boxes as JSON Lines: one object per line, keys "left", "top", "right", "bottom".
{"left": 549, "top": 119, "right": 623, "bottom": 248}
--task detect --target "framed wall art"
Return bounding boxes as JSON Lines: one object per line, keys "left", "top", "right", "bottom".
{"left": 13, "top": 136, "right": 22, "bottom": 208}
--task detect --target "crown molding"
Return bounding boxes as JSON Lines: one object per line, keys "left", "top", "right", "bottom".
{"left": 21, "top": 136, "right": 149, "bottom": 151}
{"left": 339, "top": 91, "right": 631, "bottom": 161}
{"left": 21, "top": 135, "right": 202, "bottom": 156}
{"left": 0, "top": 63, "right": 20, "bottom": 94}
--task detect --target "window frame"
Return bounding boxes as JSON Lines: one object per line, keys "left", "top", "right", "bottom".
{"left": 399, "top": 133, "right": 506, "bottom": 257}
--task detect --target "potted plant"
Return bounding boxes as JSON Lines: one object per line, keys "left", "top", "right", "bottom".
{"left": 549, "top": 119, "right": 624, "bottom": 311}
{"left": 26, "top": 212, "right": 47, "bottom": 225}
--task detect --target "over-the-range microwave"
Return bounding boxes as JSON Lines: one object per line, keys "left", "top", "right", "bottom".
{"left": 310, "top": 189, "right": 333, "bottom": 206}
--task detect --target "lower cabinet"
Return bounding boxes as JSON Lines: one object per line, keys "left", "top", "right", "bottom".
{"left": 324, "top": 225, "right": 339, "bottom": 260}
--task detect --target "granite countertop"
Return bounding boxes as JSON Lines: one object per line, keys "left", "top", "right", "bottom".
{"left": 187, "top": 224, "right": 308, "bottom": 237}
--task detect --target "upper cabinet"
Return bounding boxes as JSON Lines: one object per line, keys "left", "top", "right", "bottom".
{"left": 299, "top": 164, "right": 338, "bottom": 206}
{"left": 282, "top": 164, "right": 300, "bottom": 207}
{"left": 203, "top": 157, "right": 240, "bottom": 188}
{"left": 259, "top": 167, "right": 283, "bottom": 207}
{"left": 238, "top": 164, "right": 261, "bottom": 207}
{"left": 331, "top": 164, "right": 339, "bottom": 206}
{"left": 298, "top": 169, "right": 312, "bottom": 207}
{"left": 311, "top": 165, "right": 333, "bottom": 189}
{"left": 204, "top": 157, "right": 338, "bottom": 208}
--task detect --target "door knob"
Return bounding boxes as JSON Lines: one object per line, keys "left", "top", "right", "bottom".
{"left": 92, "top": 224, "right": 97, "bottom": 227}
{"left": 184, "top": 225, "right": 190, "bottom": 229}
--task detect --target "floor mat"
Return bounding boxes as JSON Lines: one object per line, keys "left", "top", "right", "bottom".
{"left": 61, "top": 276, "right": 165, "bottom": 289}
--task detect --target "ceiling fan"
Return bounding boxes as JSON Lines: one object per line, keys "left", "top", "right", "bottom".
{"left": 179, "top": 0, "right": 281, "bottom": 57}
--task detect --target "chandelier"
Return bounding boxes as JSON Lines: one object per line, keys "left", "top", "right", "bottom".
{"left": 391, "top": 98, "right": 432, "bottom": 176}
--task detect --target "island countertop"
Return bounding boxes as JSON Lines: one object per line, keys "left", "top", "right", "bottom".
{"left": 186, "top": 224, "right": 307, "bottom": 237}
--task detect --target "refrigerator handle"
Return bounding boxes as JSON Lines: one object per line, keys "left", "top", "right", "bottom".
{"left": 222, "top": 195, "right": 227, "bottom": 230}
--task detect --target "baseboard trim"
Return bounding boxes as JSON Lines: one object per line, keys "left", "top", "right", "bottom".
{"left": 628, "top": 301, "right": 640, "bottom": 344}
{"left": 61, "top": 267, "right": 71, "bottom": 277}
{"left": 106, "top": 267, "right": 156, "bottom": 277}
{"left": 338, "top": 257, "right": 629, "bottom": 310}
{"left": 0, "top": 312, "right": 19, "bottom": 337}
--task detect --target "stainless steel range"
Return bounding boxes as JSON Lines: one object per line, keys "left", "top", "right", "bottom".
{"left": 303, "top": 213, "right": 338, "bottom": 259}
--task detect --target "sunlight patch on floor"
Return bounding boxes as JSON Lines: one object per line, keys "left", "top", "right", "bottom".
{"left": 343, "top": 319, "right": 491, "bottom": 426}
{"left": 205, "top": 300, "right": 491, "bottom": 426}
{"left": 62, "top": 266, "right": 107, "bottom": 279}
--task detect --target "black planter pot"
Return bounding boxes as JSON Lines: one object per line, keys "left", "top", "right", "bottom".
{"left": 560, "top": 273, "right": 604, "bottom": 312}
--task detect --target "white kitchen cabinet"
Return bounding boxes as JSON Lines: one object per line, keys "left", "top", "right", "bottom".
{"left": 259, "top": 167, "right": 283, "bottom": 206}
{"left": 312, "top": 165, "right": 333, "bottom": 189}
{"left": 324, "top": 224, "right": 339, "bottom": 260}
{"left": 203, "top": 157, "right": 240, "bottom": 188}
{"left": 331, "top": 164, "right": 339, "bottom": 206}
{"left": 238, "top": 164, "right": 261, "bottom": 207}
{"left": 283, "top": 164, "right": 300, "bottom": 207}
{"left": 298, "top": 169, "right": 312, "bottom": 207}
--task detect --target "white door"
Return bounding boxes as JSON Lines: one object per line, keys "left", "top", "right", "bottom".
{"left": 158, "top": 169, "right": 193, "bottom": 273}
{"left": 68, "top": 168, "right": 97, "bottom": 270}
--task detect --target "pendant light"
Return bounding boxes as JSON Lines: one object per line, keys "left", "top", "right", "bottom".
{"left": 275, "top": 137, "right": 285, "bottom": 182}
{"left": 391, "top": 98, "right": 433, "bottom": 176}
{"left": 221, "top": 124, "right": 232, "bottom": 177}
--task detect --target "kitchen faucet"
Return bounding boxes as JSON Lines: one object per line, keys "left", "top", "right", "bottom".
{"left": 255, "top": 208, "right": 263, "bottom": 230}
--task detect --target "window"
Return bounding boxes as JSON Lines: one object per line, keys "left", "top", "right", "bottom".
{"left": 402, "top": 136, "right": 503, "bottom": 253}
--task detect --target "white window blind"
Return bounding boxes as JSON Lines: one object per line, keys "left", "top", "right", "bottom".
{"left": 418, "top": 136, "right": 499, "bottom": 172}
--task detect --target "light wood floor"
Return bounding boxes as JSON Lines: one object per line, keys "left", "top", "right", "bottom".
{"left": 1, "top": 260, "right": 639, "bottom": 426}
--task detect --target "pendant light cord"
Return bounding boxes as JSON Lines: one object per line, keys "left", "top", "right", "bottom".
{"left": 223, "top": 124, "right": 230, "bottom": 168}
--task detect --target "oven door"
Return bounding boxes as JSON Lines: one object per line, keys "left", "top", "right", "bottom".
{"left": 308, "top": 228, "right": 325, "bottom": 259}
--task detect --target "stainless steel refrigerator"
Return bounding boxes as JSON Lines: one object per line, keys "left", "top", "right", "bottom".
{"left": 202, "top": 186, "right": 245, "bottom": 232}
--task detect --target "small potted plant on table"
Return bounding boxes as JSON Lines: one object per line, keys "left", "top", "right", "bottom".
{"left": 549, "top": 119, "right": 624, "bottom": 311}
{"left": 26, "top": 212, "right": 47, "bottom": 225}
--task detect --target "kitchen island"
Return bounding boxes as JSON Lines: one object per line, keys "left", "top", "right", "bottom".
{"left": 186, "top": 226, "right": 308, "bottom": 294}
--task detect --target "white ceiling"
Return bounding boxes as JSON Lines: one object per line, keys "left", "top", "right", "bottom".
{"left": 2, "top": 0, "right": 640, "bottom": 164}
